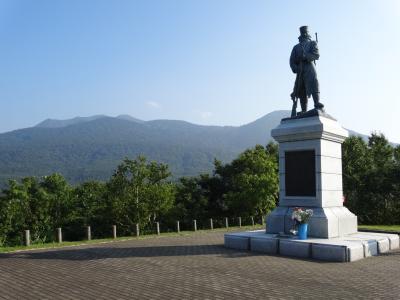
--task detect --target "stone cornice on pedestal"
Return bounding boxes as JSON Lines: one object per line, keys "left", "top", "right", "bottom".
{"left": 272, "top": 114, "right": 348, "bottom": 144}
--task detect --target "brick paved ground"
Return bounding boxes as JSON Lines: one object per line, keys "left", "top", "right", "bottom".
{"left": 0, "top": 231, "right": 399, "bottom": 300}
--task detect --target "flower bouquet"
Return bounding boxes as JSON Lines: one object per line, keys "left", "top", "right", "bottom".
{"left": 290, "top": 207, "right": 313, "bottom": 240}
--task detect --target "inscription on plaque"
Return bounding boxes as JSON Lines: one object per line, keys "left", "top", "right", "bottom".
{"left": 285, "top": 150, "right": 316, "bottom": 197}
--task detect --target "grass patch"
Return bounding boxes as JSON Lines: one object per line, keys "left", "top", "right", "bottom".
{"left": 0, "top": 224, "right": 264, "bottom": 253}
{"left": 358, "top": 225, "right": 400, "bottom": 232}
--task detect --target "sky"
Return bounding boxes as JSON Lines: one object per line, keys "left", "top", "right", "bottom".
{"left": 0, "top": 0, "right": 399, "bottom": 142}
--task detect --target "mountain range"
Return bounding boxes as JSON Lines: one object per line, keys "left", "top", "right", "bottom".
{"left": 0, "top": 110, "right": 368, "bottom": 187}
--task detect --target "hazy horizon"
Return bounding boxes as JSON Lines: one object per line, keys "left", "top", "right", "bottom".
{"left": 2, "top": 110, "right": 290, "bottom": 131}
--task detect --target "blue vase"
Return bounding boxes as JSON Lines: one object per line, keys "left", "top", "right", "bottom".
{"left": 298, "top": 223, "right": 308, "bottom": 240}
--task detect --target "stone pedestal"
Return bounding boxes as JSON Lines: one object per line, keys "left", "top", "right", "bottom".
{"left": 224, "top": 110, "right": 399, "bottom": 261}
{"left": 266, "top": 111, "right": 358, "bottom": 238}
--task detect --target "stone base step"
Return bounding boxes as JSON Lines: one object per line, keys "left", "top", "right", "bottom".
{"left": 224, "top": 230, "right": 399, "bottom": 262}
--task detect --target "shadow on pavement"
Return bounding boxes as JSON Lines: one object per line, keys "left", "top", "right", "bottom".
{"left": 2, "top": 244, "right": 257, "bottom": 261}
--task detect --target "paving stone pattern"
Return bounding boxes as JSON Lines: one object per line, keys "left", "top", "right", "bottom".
{"left": 0, "top": 231, "right": 399, "bottom": 299}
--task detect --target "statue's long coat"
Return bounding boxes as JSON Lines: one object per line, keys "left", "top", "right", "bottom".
{"left": 290, "top": 40, "right": 320, "bottom": 97}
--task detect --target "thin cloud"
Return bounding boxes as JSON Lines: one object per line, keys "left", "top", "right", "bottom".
{"left": 146, "top": 101, "right": 161, "bottom": 109}
{"left": 200, "top": 111, "right": 213, "bottom": 119}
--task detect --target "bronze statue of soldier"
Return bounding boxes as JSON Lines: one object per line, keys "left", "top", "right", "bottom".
{"left": 290, "top": 26, "right": 324, "bottom": 116}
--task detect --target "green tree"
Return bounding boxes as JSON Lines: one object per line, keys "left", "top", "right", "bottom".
{"left": 215, "top": 144, "right": 279, "bottom": 218}
{"left": 0, "top": 179, "right": 29, "bottom": 245}
{"left": 40, "top": 174, "right": 72, "bottom": 229}
{"left": 368, "top": 133, "right": 394, "bottom": 169}
{"left": 365, "top": 134, "right": 398, "bottom": 224}
{"left": 107, "top": 156, "right": 174, "bottom": 234}
{"left": 174, "top": 176, "right": 209, "bottom": 226}
{"left": 343, "top": 134, "right": 400, "bottom": 224}
{"left": 0, "top": 177, "right": 55, "bottom": 245}
{"left": 394, "top": 145, "right": 400, "bottom": 164}
{"left": 342, "top": 136, "right": 371, "bottom": 215}
{"left": 69, "top": 181, "right": 108, "bottom": 239}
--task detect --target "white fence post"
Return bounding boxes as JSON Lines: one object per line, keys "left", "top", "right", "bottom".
{"left": 57, "top": 228, "right": 62, "bottom": 243}
{"left": 25, "top": 230, "right": 30, "bottom": 246}
{"left": 112, "top": 225, "right": 117, "bottom": 239}
{"left": 87, "top": 226, "right": 91, "bottom": 241}
{"left": 136, "top": 223, "right": 140, "bottom": 237}
{"left": 156, "top": 222, "right": 160, "bottom": 235}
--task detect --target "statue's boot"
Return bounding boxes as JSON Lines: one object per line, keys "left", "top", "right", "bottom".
{"left": 312, "top": 92, "right": 324, "bottom": 110}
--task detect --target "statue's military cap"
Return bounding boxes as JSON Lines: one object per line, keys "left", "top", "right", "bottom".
{"left": 299, "top": 26, "right": 310, "bottom": 36}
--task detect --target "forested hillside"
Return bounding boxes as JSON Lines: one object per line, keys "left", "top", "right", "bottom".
{"left": 0, "top": 111, "right": 289, "bottom": 187}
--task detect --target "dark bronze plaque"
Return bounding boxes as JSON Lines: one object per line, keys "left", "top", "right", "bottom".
{"left": 285, "top": 150, "right": 316, "bottom": 197}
